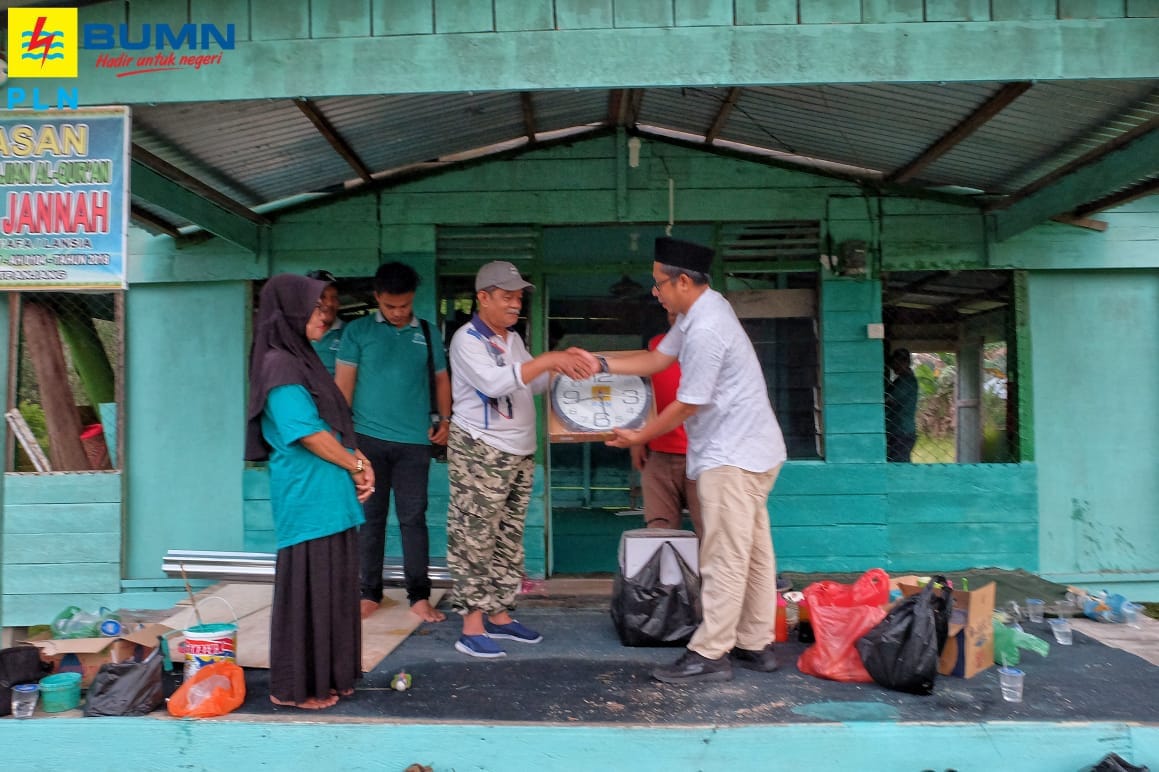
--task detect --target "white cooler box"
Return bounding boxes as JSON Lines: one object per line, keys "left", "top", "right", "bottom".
{"left": 618, "top": 528, "right": 699, "bottom": 584}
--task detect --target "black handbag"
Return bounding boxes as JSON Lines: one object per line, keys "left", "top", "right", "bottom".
{"left": 83, "top": 649, "right": 164, "bottom": 717}
{"left": 610, "top": 541, "right": 702, "bottom": 647}
{"left": 0, "top": 645, "right": 50, "bottom": 716}
{"left": 856, "top": 575, "right": 953, "bottom": 695}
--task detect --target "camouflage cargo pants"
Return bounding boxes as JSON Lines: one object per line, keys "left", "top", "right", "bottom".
{"left": 446, "top": 423, "right": 535, "bottom": 615}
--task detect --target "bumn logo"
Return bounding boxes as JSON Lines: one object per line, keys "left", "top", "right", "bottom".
{"left": 7, "top": 8, "right": 79, "bottom": 79}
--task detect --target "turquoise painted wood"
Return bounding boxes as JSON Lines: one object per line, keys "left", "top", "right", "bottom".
{"left": 675, "top": 0, "right": 734, "bottom": 26}
{"left": 800, "top": 0, "right": 863, "bottom": 23}
{"left": 862, "top": 0, "right": 926, "bottom": 22}
{"left": 373, "top": 0, "right": 435, "bottom": 34}
{"left": 495, "top": 0, "right": 555, "bottom": 31}
{"left": 925, "top": 0, "right": 991, "bottom": 20}
{"left": 52, "top": 4, "right": 1159, "bottom": 106}
{"left": 0, "top": 719, "right": 1153, "bottom": 771}
{"left": 125, "top": 282, "right": 248, "bottom": 579}
{"left": 9, "top": 126, "right": 1159, "bottom": 624}
{"left": 435, "top": 0, "right": 494, "bottom": 32}
{"left": 1029, "top": 271, "right": 1159, "bottom": 581}
{"left": 555, "top": 0, "right": 615, "bottom": 29}
{"left": 1, "top": 473, "right": 123, "bottom": 625}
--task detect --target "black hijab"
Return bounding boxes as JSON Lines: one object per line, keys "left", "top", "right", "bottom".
{"left": 245, "top": 273, "right": 356, "bottom": 461}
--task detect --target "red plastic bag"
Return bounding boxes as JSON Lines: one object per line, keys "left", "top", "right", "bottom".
{"left": 797, "top": 568, "right": 890, "bottom": 683}
{"left": 167, "top": 661, "right": 246, "bottom": 718}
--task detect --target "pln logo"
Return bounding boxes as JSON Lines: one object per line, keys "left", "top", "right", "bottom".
{"left": 8, "top": 8, "right": 79, "bottom": 79}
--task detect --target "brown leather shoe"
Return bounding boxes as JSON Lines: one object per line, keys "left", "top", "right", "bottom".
{"left": 652, "top": 649, "right": 734, "bottom": 684}
{"left": 730, "top": 644, "right": 779, "bottom": 672}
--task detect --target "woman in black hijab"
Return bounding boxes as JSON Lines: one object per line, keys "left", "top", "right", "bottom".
{"left": 247, "top": 273, "right": 374, "bottom": 709}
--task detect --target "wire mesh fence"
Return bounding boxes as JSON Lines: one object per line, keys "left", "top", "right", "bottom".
{"left": 11, "top": 291, "right": 121, "bottom": 472}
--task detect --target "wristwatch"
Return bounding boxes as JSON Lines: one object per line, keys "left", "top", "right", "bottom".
{"left": 351, "top": 458, "right": 364, "bottom": 474}
{"left": 596, "top": 355, "right": 609, "bottom": 374}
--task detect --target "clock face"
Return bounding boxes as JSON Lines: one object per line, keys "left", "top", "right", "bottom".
{"left": 550, "top": 372, "right": 652, "bottom": 433}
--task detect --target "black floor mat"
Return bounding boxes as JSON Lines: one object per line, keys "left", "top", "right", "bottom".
{"left": 229, "top": 604, "right": 1159, "bottom": 724}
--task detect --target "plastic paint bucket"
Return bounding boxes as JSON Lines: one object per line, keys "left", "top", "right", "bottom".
{"left": 39, "top": 671, "right": 82, "bottom": 713}
{"left": 180, "top": 622, "right": 238, "bottom": 679}
{"left": 179, "top": 596, "right": 239, "bottom": 679}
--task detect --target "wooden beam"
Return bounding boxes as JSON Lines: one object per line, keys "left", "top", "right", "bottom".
{"left": 1071, "top": 176, "right": 1159, "bottom": 218}
{"left": 606, "top": 89, "right": 624, "bottom": 126}
{"left": 885, "top": 271, "right": 951, "bottom": 302}
{"left": 993, "top": 127, "right": 1159, "bottom": 241}
{"left": 130, "top": 161, "right": 264, "bottom": 252}
{"left": 621, "top": 89, "right": 644, "bottom": 129}
{"left": 63, "top": 21, "right": 1159, "bottom": 105}
{"left": 21, "top": 301, "right": 90, "bottom": 472}
{"left": 129, "top": 205, "right": 180, "bottom": 238}
{"left": 887, "top": 82, "right": 1032, "bottom": 184}
{"left": 131, "top": 144, "right": 269, "bottom": 226}
{"left": 520, "top": 92, "right": 537, "bottom": 143}
{"left": 1049, "top": 214, "right": 1108, "bottom": 232}
{"left": 294, "top": 98, "right": 374, "bottom": 184}
{"left": 705, "top": 87, "right": 742, "bottom": 144}
{"left": 993, "top": 116, "right": 1159, "bottom": 211}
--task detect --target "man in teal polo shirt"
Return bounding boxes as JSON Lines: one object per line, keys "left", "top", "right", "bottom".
{"left": 336, "top": 262, "right": 451, "bottom": 623}
{"left": 306, "top": 269, "right": 345, "bottom": 374}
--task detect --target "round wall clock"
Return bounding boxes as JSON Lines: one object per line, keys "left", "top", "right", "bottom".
{"left": 550, "top": 372, "right": 653, "bottom": 433}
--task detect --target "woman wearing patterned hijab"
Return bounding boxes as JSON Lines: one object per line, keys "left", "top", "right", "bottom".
{"left": 247, "top": 273, "right": 374, "bottom": 709}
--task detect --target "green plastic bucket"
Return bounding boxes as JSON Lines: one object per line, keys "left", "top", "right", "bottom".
{"left": 39, "top": 671, "right": 82, "bottom": 713}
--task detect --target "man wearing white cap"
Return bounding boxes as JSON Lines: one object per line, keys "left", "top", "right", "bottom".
{"left": 446, "top": 261, "right": 591, "bottom": 659}
{"left": 597, "top": 237, "right": 787, "bottom": 684}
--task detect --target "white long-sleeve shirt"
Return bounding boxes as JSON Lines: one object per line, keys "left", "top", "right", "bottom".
{"left": 449, "top": 315, "right": 548, "bottom": 456}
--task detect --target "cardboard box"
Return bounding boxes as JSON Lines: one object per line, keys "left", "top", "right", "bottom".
{"left": 547, "top": 356, "right": 655, "bottom": 443}
{"left": 619, "top": 528, "right": 699, "bottom": 584}
{"left": 899, "top": 578, "right": 996, "bottom": 679}
{"left": 26, "top": 624, "right": 174, "bottom": 688}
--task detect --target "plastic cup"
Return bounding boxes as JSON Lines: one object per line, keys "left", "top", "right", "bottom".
{"left": 1049, "top": 617, "right": 1073, "bottom": 645}
{"left": 998, "top": 666, "right": 1024, "bottom": 703}
{"left": 1026, "top": 598, "right": 1045, "bottom": 623}
{"left": 10, "top": 683, "right": 39, "bottom": 718}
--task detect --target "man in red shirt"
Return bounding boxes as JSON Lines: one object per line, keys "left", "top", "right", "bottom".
{"left": 631, "top": 312, "right": 702, "bottom": 538}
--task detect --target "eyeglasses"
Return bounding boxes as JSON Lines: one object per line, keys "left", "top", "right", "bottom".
{"left": 652, "top": 276, "right": 676, "bottom": 290}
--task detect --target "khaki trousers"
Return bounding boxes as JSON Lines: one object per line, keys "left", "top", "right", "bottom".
{"left": 688, "top": 463, "right": 781, "bottom": 660}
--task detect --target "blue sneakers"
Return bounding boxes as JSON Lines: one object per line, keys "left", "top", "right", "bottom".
{"left": 455, "top": 634, "right": 507, "bottom": 659}
{"left": 484, "top": 618, "right": 543, "bottom": 644}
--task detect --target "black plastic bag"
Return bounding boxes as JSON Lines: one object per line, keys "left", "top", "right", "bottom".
{"left": 83, "top": 651, "right": 164, "bottom": 717}
{"left": 610, "top": 541, "right": 701, "bottom": 647}
{"left": 0, "top": 645, "right": 50, "bottom": 716}
{"left": 856, "top": 575, "right": 953, "bottom": 695}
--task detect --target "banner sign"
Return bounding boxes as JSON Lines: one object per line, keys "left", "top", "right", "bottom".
{"left": 0, "top": 106, "right": 129, "bottom": 291}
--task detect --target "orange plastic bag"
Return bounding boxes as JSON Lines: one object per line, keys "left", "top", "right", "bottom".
{"left": 796, "top": 568, "right": 890, "bottom": 683}
{"left": 167, "top": 661, "right": 246, "bottom": 718}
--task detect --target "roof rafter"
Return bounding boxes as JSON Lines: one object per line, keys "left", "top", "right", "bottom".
{"left": 294, "top": 98, "right": 373, "bottom": 184}
{"left": 520, "top": 92, "right": 537, "bottom": 143}
{"left": 992, "top": 116, "right": 1159, "bottom": 211}
{"left": 132, "top": 144, "right": 269, "bottom": 227}
{"left": 993, "top": 126, "right": 1159, "bottom": 241}
{"left": 129, "top": 205, "right": 180, "bottom": 238}
{"left": 607, "top": 88, "right": 644, "bottom": 129}
{"left": 705, "top": 87, "right": 742, "bottom": 144}
{"left": 887, "top": 82, "right": 1032, "bottom": 184}
{"left": 1071, "top": 176, "right": 1159, "bottom": 218}
{"left": 130, "top": 161, "right": 265, "bottom": 252}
